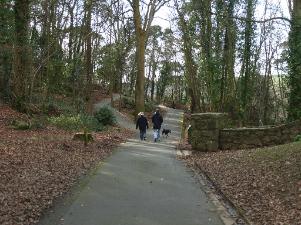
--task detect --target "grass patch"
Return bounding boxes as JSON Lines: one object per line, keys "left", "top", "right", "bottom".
{"left": 249, "top": 142, "right": 301, "bottom": 162}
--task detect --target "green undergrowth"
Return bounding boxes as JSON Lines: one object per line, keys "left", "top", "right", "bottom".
{"left": 294, "top": 134, "right": 301, "bottom": 142}
{"left": 48, "top": 106, "right": 115, "bottom": 132}
{"left": 48, "top": 114, "right": 103, "bottom": 131}
{"left": 94, "top": 106, "right": 116, "bottom": 126}
{"left": 145, "top": 101, "right": 156, "bottom": 112}
{"left": 10, "top": 95, "right": 116, "bottom": 132}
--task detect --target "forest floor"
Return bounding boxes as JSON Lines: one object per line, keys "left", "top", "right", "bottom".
{"left": 0, "top": 102, "right": 133, "bottom": 225}
{"left": 179, "top": 139, "right": 301, "bottom": 225}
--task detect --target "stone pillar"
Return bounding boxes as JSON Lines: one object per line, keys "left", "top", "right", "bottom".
{"left": 189, "top": 113, "right": 226, "bottom": 151}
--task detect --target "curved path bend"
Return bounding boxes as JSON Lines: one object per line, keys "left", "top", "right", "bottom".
{"left": 38, "top": 104, "right": 227, "bottom": 225}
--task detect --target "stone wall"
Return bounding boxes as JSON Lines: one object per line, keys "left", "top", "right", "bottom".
{"left": 189, "top": 113, "right": 227, "bottom": 151}
{"left": 189, "top": 113, "right": 301, "bottom": 151}
{"left": 220, "top": 120, "right": 301, "bottom": 150}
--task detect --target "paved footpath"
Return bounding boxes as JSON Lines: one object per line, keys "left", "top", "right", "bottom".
{"left": 38, "top": 107, "right": 225, "bottom": 225}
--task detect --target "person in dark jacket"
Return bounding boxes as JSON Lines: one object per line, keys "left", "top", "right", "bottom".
{"left": 136, "top": 112, "right": 149, "bottom": 140}
{"left": 151, "top": 108, "right": 163, "bottom": 142}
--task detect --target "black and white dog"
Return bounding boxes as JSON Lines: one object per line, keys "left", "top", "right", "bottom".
{"left": 162, "top": 128, "right": 171, "bottom": 137}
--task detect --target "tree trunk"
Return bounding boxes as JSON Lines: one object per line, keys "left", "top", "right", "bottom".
{"left": 288, "top": 0, "right": 301, "bottom": 120}
{"left": 150, "top": 60, "right": 157, "bottom": 101}
{"left": 129, "top": 62, "right": 136, "bottom": 96}
{"left": 85, "top": 0, "right": 93, "bottom": 115}
{"left": 200, "top": 0, "right": 216, "bottom": 110}
{"left": 145, "top": 57, "right": 152, "bottom": 99}
{"left": 240, "top": 0, "right": 255, "bottom": 124}
{"left": 12, "top": 0, "right": 30, "bottom": 111}
{"left": 220, "top": 0, "right": 236, "bottom": 112}
{"left": 135, "top": 31, "right": 146, "bottom": 114}
{"left": 131, "top": 0, "right": 166, "bottom": 114}
{"left": 68, "top": 2, "right": 75, "bottom": 61}
{"left": 176, "top": 4, "right": 201, "bottom": 113}
{"left": 0, "top": 2, "right": 13, "bottom": 98}
{"left": 132, "top": 0, "right": 146, "bottom": 114}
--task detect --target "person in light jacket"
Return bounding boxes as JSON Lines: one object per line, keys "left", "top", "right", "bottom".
{"left": 151, "top": 108, "right": 163, "bottom": 142}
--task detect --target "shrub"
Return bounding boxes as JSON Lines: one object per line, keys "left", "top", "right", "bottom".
{"left": 46, "top": 103, "right": 61, "bottom": 116}
{"left": 30, "top": 116, "right": 48, "bottom": 130}
{"left": 294, "top": 134, "right": 301, "bottom": 142}
{"left": 48, "top": 114, "right": 103, "bottom": 131}
{"left": 11, "top": 119, "right": 30, "bottom": 130}
{"left": 122, "top": 97, "right": 135, "bottom": 109}
{"left": 145, "top": 101, "right": 156, "bottom": 112}
{"left": 43, "top": 97, "right": 85, "bottom": 116}
{"left": 94, "top": 107, "right": 116, "bottom": 126}
{"left": 48, "top": 114, "right": 82, "bottom": 130}
{"left": 81, "top": 114, "right": 104, "bottom": 132}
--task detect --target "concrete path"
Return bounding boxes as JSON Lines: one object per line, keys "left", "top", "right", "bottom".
{"left": 38, "top": 107, "right": 225, "bottom": 225}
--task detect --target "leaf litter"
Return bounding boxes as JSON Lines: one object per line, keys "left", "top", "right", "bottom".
{"left": 181, "top": 141, "right": 301, "bottom": 225}
{"left": 0, "top": 105, "right": 133, "bottom": 225}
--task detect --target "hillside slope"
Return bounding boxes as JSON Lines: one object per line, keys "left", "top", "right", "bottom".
{"left": 184, "top": 142, "right": 301, "bottom": 225}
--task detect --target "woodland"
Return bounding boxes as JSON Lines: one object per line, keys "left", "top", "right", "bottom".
{"left": 1, "top": 1, "right": 301, "bottom": 225}
{"left": 0, "top": 0, "right": 300, "bottom": 125}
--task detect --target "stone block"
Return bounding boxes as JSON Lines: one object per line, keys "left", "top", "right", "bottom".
{"left": 191, "top": 113, "right": 227, "bottom": 129}
{"left": 195, "top": 143, "right": 207, "bottom": 151}
{"left": 199, "top": 130, "right": 219, "bottom": 138}
{"left": 205, "top": 141, "right": 219, "bottom": 152}
{"left": 193, "top": 119, "right": 218, "bottom": 130}
{"left": 192, "top": 140, "right": 219, "bottom": 152}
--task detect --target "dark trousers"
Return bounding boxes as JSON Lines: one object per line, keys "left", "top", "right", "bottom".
{"left": 139, "top": 129, "right": 146, "bottom": 140}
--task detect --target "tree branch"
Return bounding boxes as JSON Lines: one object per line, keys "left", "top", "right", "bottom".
{"left": 210, "top": 11, "right": 291, "bottom": 24}
{"left": 143, "top": 0, "right": 153, "bottom": 30}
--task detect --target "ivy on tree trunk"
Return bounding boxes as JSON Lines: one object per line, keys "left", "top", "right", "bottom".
{"left": 288, "top": 0, "right": 301, "bottom": 120}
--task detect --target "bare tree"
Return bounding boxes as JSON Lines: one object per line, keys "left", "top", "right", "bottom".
{"left": 127, "top": 0, "right": 168, "bottom": 114}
